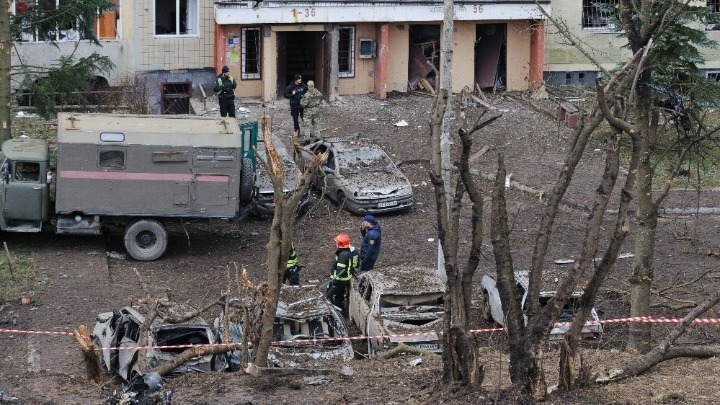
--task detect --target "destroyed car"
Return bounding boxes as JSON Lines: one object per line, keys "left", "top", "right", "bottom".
{"left": 349, "top": 265, "right": 444, "bottom": 355}
{"left": 238, "top": 285, "right": 354, "bottom": 367}
{"left": 480, "top": 271, "right": 603, "bottom": 340}
{"left": 298, "top": 136, "right": 414, "bottom": 214}
{"left": 253, "top": 133, "right": 312, "bottom": 217}
{"left": 91, "top": 306, "right": 236, "bottom": 381}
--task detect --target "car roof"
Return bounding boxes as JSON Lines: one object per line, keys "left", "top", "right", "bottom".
{"left": 318, "top": 136, "right": 381, "bottom": 153}
{"left": 277, "top": 285, "right": 335, "bottom": 319}
{"left": 360, "top": 265, "right": 445, "bottom": 295}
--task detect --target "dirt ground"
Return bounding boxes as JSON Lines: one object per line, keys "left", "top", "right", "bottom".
{"left": 1, "top": 91, "right": 720, "bottom": 404}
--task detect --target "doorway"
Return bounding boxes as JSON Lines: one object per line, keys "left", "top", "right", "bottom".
{"left": 474, "top": 24, "right": 506, "bottom": 91}
{"left": 276, "top": 31, "right": 328, "bottom": 98}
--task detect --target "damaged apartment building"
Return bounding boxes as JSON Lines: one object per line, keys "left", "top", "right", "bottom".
{"left": 9, "top": 0, "right": 547, "bottom": 113}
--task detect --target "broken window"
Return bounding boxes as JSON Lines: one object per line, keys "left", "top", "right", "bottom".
{"left": 242, "top": 27, "right": 261, "bottom": 79}
{"left": 378, "top": 293, "right": 443, "bottom": 313}
{"left": 12, "top": 0, "right": 116, "bottom": 42}
{"left": 13, "top": 162, "right": 40, "bottom": 182}
{"left": 708, "top": 0, "right": 720, "bottom": 30}
{"left": 582, "top": 0, "right": 618, "bottom": 30}
{"left": 154, "top": 0, "right": 197, "bottom": 36}
{"left": 339, "top": 26, "right": 355, "bottom": 78}
{"left": 707, "top": 71, "right": 720, "bottom": 83}
{"left": 98, "top": 149, "right": 126, "bottom": 169}
{"left": 161, "top": 82, "right": 191, "bottom": 114}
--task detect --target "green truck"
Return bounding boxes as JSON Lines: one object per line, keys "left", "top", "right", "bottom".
{"left": 0, "top": 113, "right": 257, "bottom": 261}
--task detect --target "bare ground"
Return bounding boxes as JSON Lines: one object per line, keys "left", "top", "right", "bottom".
{"left": 1, "top": 91, "right": 719, "bottom": 404}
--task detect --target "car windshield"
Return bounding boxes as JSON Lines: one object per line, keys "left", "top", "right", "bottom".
{"left": 337, "top": 147, "right": 394, "bottom": 174}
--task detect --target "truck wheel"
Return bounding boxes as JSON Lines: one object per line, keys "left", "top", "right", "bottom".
{"left": 124, "top": 219, "right": 168, "bottom": 261}
{"left": 240, "top": 157, "right": 254, "bottom": 204}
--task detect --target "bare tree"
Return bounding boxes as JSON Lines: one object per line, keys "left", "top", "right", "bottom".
{"left": 1, "top": 0, "right": 13, "bottom": 141}
{"left": 252, "top": 112, "right": 324, "bottom": 366}
{"left": 431, "top": 88, "right": 500, "bottom": 389}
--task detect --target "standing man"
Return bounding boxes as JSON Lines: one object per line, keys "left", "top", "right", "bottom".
{"left": 359, "top": 215, "right": 382, "bottom": 271}
{"left": 326, "top": 233, "right": 358, "bottom": 309}
{"left": 283, "top": 241, "right": 301, "bottom": 286}
{"left": 284, "top": 74, "right": 307, "bottom": 138}
{"left": 299, "top": 80, "right": 322, "bottom": 142}
{"left": 213, "top": 66, "right": 237, "bottom": 118}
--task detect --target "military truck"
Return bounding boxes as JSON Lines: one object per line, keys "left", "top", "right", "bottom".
{"left": 0, "top": 113, "right": 257, "bottom": 261}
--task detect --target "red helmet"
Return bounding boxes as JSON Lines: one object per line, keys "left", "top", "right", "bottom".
{"left": 334, "top": 233, "right": 350, "bottom": 249}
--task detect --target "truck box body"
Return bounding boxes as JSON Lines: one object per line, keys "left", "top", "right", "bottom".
{"left": 55, "top": 113, "right": 254, "bottom": 219}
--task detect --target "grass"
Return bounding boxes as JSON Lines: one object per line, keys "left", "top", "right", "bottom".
{"left": 0, "top": 245, "right": 43, "bottom": 302}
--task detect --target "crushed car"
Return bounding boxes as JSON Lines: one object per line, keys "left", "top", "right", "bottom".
{"left": 254, "top": 133, "right": 312, "bottom": 217}
{"left": 91, "top": 306, "right": 237, "bottom": 381}
{"left": 349, "top": 265, "right": 444, "bottom": 356}
{"left": 230, "top": 285, "right": 354, "bottom": 367}
{"left": 480, "top": 271, "right": 603, "bottom": 340}
{"left": 298, "top": 136, "right": 414, "bottom": 214}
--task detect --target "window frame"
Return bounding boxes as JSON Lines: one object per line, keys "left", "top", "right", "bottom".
{"left": 153, "top": 0, "right": 199, "bottom": 38}
{"left": 12, "top": 0, "right": 121, "bottom": 43}
{"left": 241, "top": 27, "right": 262, "bottom": 80}
{"left": 339, "top": 26, "right": 356, "bottom": 79}
{"left": 98, "top": 148, "right": 126, "bottom": 170}
{"left": 581, "top": 0, "right": 618, "bottom": 31}
{"left": 707, "top": 0, "right": 720, "bottom": 31}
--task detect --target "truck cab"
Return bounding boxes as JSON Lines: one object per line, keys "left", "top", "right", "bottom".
{"left": 0, "top": 137, "right": 51, "bottom": 232}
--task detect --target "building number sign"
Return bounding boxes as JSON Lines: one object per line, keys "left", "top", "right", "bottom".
{"left": 293, "top": 8, "right": 316, "bottom": 18}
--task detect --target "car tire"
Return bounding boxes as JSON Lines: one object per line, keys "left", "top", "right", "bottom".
{"left": 124, "top": 219, "right": 168, "bottom": 261}
{"left": 482, "top": 291, "right": 493, "bottom": 322}
{"left": 240, "top": 157, "right": 254, "bottom": 204}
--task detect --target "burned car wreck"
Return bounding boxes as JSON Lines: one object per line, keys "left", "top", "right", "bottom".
{"left": 349, "top": 266, "right": 444, "bottom": 355}
{"left": 264, "top": 285, "right": 354, "bottom": 367}
{"left": 481, "top": 271, "right": 603, "bottom": 340}
{"left": 253, "top": 133, "right": 312, "bottom": 217}
{"left": 298, "top": 136, "right": 414, "bottom": 214}
{"left": 91, "top": 306, "right": 237, "bottom": 382}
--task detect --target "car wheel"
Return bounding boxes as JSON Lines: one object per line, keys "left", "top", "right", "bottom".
{"left": 124, "top": 219, "right": 168, "bottom": 261}
{"left": 482, "top": 291, "right": 493, "bottom": 322}
{"left": 240, "top": 157, "right": 254, "bottom": 204}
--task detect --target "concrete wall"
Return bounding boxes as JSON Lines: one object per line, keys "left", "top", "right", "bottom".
{"left": 451, "top": 21, "right": 476, "bottom": 93}
{"left": 544, "top": 0, "right": 631, "bottom": 73}
{"left": 338, "top": 23, "right": 376, "bottom": 95}
{"left": 386, "top": 23, "right": 410, "bottom": 93}
{"left": 506, "top": 20, "right": 532, "bottom": 92}
{"left": 135, "top": 0, "right": 215, "bottom": 71}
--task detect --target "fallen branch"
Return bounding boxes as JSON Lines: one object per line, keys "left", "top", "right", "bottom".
{"left": 3, "top": 242, "right": 14, "bottom": 281}
{"left": 601, "top": 290, "right": 720, "bottom": 382}
{"left": 149, "top": 343, "right": 247, "bottom": 377}
{"left": 244, "top": 363, "right": 334, "bottom": 377}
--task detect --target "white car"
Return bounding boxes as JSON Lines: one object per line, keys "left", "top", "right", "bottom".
{"left": 349, "top": 265, "right": 444, "bottom": 355}
{"left": 480, "top": 271, "right": 603, "bottom": 340}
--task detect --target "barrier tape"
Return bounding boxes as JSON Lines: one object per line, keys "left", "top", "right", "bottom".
{"left": 2, "top": 317, "right": 719, "bottom": 351}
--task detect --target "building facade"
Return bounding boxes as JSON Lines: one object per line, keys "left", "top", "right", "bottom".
{"left": 10, "top": 0, "right": 547, "bottom": 112}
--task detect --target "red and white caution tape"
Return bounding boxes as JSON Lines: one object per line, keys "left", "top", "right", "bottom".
{"left": 2, "top": 316, "right": 719, "bottom": 351}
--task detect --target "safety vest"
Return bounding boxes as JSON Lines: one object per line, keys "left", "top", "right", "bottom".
{"left": 332, "top": 247, "right": 359, "bottom": 281}
{"left": 215, "top": 76, "right": 236, "bottom": 96}
{"left": 286, "top": 242, "right": 298, "bottom": 269}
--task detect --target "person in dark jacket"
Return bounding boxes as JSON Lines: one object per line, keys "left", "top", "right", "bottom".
{"left": 326, "top": 233, "right": 358, "bottom": 309}
{"left": 283, "top": 241, "right": 301, "bottom": 286}
{"left": 212, "top": 66, "right": 237, "bottom": 118}
{"left": 283, "top": 74, "right": 307, "bottom": 138}
{"left": 359, "top": 215, "right": 382, "bottom": 271}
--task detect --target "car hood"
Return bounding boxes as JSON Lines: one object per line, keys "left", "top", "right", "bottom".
{"left": 341, "top": 171, "right": 412, "bottom": 198}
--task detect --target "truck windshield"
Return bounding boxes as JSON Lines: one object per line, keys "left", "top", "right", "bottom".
{"left": 14, "top": 162, "right": 40, "bottom": 182}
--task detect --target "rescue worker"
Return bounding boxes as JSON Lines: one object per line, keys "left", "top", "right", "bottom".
{"left": 359, "top": 215, "right": 382, "bottom": 271}
{"left": 327, "top": 233, "right": 359, "bottom": 309}
{"left": 283, "top": 241, "right": 301, "bottom": 286}
{"left": 283, "top": 74, "right": 307, "bottom": 138}
{"left": 213, "top": 66, "right": 237, "bottom": 118}
{"left": 299, "top": 80, "right": 322, "bottom": 142}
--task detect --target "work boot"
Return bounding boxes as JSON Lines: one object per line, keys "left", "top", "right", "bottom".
{"left": 293, "top": 130, "right": 299, "bottom": 139}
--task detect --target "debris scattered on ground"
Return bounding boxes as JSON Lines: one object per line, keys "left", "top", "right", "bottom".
{"left": 303, "top": 375, "right": 330, "bottom": 385}
{"left": 394, "top": 120, "right": 409, "bottom": 127}
{"left": 409, "top": 358, "right": 423, "bottom": 366}
{"left": 106, "top": 251, "right": 126, "bottom": 260}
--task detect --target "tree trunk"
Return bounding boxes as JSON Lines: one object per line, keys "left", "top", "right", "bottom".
{"left": 1, "top": 4, "right": 12, "bottom": 142}
{"left": 627, "top": 85, "right": 656, "bottom": 353}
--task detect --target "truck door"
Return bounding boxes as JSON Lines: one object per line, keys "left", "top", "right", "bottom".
{"left": 4, "top": 160, "right": 48, "bottom": 222}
